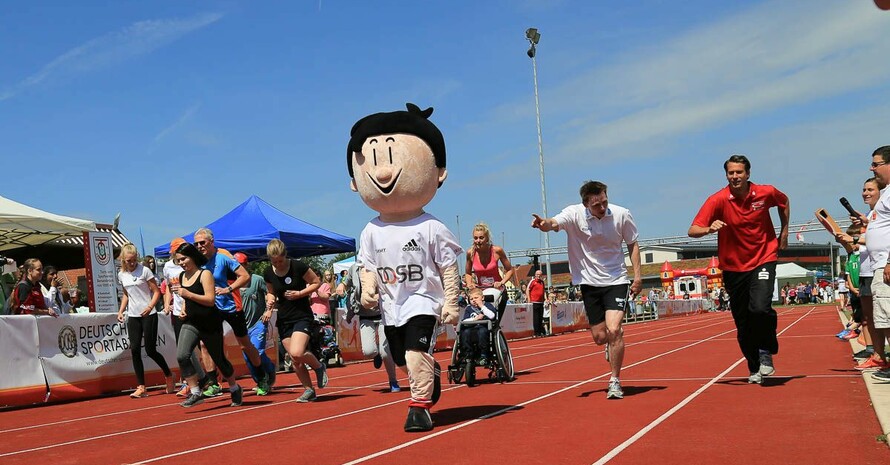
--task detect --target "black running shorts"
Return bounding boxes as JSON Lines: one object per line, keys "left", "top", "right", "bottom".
{"left": 384, "top": 315, "right": 437, "bottom": 367}
{"left": 580, "top": 283, "right": 629, "bottom": 325}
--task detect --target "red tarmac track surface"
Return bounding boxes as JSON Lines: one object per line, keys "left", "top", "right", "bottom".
{"left": 1, "top": 305, "right": 888, "bottom": 465}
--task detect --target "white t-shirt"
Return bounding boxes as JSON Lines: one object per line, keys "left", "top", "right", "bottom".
{"left": 163, "top": 260, "right": 185, "bottom": 316}
{"left": 553, "top": 203, "right": 639, "bottom": 287}
{"left": 865, "top": 187, "right": 890, "bottom": 273}
{"left": 358, "top": 212, "right": 462, "bottom": 327}
{"left": 118, "top": 264, "right": 157, "bottom": 318}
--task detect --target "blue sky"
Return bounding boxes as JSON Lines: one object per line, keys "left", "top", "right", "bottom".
{"left": 2, "top": 0, "right": 890, "bottom": 262}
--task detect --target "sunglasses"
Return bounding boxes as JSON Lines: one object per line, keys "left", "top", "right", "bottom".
{"left": 872, "top": 161, "right": 887, "bottom": 168}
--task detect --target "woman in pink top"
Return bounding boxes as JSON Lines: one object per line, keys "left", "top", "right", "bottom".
{"left": 310, "top": 268, "right": 333, "bottom": 321}
{"left": 463, "top": 222, "right": 514, "bottom": 316}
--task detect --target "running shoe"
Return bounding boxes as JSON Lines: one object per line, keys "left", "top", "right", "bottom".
{"left": 165, "top": 377, "right": 176, "bottom": 394}
{"left": 855, "top": 357, "right": 889, "bottom": 371}
{"left": 606, "top": 379, "right": 623, "bottom": 399}
{"left": 202, "top": 383, "right": 222, "bottom": 397}
{"left": 176, "top": 384, "right": 190, "bottom": 397}
{"left": 296, "top": 388, "right": 317, "bottom": 403}
{"left": 853, "top": 348, "right": 875, "bottom": 359}
{"left": 758, "top": 351, "right": 775, "bottom": 377}
{"left": 836, "top": 329, "right": 852, "bottom": 339}
{"left": 871, "top": 369, "right": 890, "bottom": 382}
{"left": 129, "top": 386, "right": 148, "bottom": 398}
{"left": 842, "top": 330, "right": 861, "bottom": 340}
{"left": 404, "top": 406, "right": 433, "bottom": 432}
{"left": 390, "top": 381, "right": 401, "bottom": 393}
{"left": 230, "top": 385, "right": 243, "bottom": 407}
{"left": 180, "top": 393, "right": 204, "bottom": 408}
{"left": 373, "top": 354, "right": 383, "bottom": 369}
{"left": 256, "top": 371, "right": 271, "bottom": 396}
{"left": 747, "top": 372, "right": 763, "bottom": 384}
{"left": 431, "top": 361, "right": 441, "bottom": 406}
{"left": 315, "top": 364, "right": 329, "bottom": 389}
{"left": 476, "top": 356, "right": 489, "bottom": 367}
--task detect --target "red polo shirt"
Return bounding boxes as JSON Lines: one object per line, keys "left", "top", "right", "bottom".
{"left": 692, "top": 182, "right": 788, "bottom": 272}
{"left": 526, "top": 278, "right": 545, "bottom": 303}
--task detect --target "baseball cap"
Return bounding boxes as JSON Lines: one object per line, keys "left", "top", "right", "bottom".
{"left": 233, "top": 252, "right": 248, "bottom": 264}
{"left": 169, "top": 237, "right": 186, "bottom": 254}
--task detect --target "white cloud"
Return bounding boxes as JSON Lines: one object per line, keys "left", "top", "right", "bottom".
{"left": 0, "top": 12, "right": 223, "bottom": 102}
{"left": 153, "top": 102, "right": 202, "bottom": 145}
{"left": 555, "top": 0, "right": 890, "bottom": 159}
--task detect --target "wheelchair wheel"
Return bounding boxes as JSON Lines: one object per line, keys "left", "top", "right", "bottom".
{"left": 465, "top": 358, "right": 476, "bottom": 387}
{"left": 494, "top": 331, "right": 514, "bottom": 382}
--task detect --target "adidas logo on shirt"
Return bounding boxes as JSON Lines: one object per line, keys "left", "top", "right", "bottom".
{"left": 402, "top": 239, "right": 421, "bottom": 252}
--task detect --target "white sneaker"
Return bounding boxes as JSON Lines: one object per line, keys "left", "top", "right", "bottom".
{"left": 606, "top": 379, "right": 623, "bottom": 399}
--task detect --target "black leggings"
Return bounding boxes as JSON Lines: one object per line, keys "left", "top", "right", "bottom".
{"left": 127, "top": 313, "right": 172, "bottom": 385}
{"left": 176, "top": 322, "right": 234, "bottom": 379}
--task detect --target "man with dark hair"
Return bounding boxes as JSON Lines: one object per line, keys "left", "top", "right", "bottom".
{"left": 689, "top": 154, "right": 790, "bottom": 385}
{"left": 531, "top": 180, "right": 642, "bottom": 399}
{"left": 864, "top": 145, "right": 890, "bottom": 382}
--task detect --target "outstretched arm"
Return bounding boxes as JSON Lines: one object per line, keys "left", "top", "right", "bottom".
{"left": 531, "top": 214, "right": 559, "bottom": 232}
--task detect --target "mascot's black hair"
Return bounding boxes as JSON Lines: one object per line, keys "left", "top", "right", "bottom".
{"left": 346, "top": 103, "right": 446, "bottom": 179}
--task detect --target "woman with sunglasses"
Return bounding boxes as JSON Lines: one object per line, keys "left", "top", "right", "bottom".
{"left": 172, "top": 242, "right": 243, "bottom": 408}
{"left": 117, "top": 243, "right": 175, "bottom": 398}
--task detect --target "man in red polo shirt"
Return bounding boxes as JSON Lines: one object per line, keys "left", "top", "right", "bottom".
{"left": 688, "top": 154, "right": 790, "bottom": 385}
{"left": 525, "top": 270, "right": 546, "bottom": 337}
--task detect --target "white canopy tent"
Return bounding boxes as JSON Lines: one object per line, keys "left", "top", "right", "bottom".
{"left": 0, "top": 195, "right": 96, "bottom": 252}
{"left": 776, "top": 263, "right": 815, "bottom": 279}
{"left": 333, "top": 255, "right": 356, "bottom": 275}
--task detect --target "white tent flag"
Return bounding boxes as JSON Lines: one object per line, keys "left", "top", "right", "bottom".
{"left": 0, "top": 195, "right": 96, "bottom": 252}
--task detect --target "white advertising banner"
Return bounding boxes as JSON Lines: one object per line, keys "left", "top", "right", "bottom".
{"left": 0, "top": 316, "right": 47, "bottom": 406}
{"left": 502, "top": 304, "right": 534, "bottom": 339}
{"left": 84, "top": 231, "right": 118, "bottom": 313}
{"left": 550, "top": 301, "right": 589, "bottom": 334}
{"left": 37, "top": 312, "right": 178, "bottom": 401}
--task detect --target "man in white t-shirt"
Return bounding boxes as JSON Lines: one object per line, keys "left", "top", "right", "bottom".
{"left": 865, "top": 145, "right": 890, "bottom": 382}
{"left": 532, "top": 180, "right": 642, "bottom": 399}
{"left": 348, "top": 103, "right": 462, "bottom": 432}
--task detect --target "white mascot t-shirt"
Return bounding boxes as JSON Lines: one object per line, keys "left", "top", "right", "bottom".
{"left": 359, "top": 212, "right": 462, "bottom": 327}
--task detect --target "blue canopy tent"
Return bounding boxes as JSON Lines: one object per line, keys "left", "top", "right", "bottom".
{"left": 154, "top": 195, "right": 355, "bottom": 260}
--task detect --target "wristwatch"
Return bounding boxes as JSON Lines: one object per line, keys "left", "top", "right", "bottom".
{"left": 227, "top": 286, "right": 233, "bottom": 293}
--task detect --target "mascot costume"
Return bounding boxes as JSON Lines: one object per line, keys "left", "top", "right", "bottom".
{"left": 347, "top": 103, "right": 462, "bottom": 432}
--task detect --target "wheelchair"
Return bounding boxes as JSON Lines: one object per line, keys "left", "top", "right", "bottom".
{"left": 447, "top": 288, "right": 515, "bottom": 387}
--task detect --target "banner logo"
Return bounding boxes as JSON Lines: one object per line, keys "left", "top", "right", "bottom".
{"left": 93, "top": 237, "right": 111, "bottom": 266}
{"left": 58, "top": 325, "right": 78, "bottom": 358}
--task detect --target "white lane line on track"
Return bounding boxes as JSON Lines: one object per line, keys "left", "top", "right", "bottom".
{"left": 337, "top": 326, "right": 742, "bottom": 465}
{"left": 108, "top": 317, "right": 746, "bottom": 464}
{"left": 590, "top": 306, "right": 817, "bottom": 465}
{"left": 1, "top": 311, "right": 715, "bottom": 434}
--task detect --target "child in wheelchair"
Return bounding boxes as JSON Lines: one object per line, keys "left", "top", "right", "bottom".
{"left": 459, "top": 287, "right": 496, "bottom": 366}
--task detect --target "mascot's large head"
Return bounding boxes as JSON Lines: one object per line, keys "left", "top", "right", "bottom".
{"left": 347, "top": 103, "right": 447, "bottom": 220}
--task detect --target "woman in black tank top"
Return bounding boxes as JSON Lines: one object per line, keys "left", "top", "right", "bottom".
{"left": 171, "top": 243, "right": 243, "bottom": 408}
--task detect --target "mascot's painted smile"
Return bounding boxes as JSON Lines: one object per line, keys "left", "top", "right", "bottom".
{"left": 367, "top": 169, "right": 402, "bottom": 195}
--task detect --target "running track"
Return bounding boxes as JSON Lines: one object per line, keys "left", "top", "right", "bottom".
{"left": 1, "top": 305, "right": 887, "bottom": 465}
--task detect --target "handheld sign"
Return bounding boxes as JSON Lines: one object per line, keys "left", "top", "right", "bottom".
{"left": 815, "top": 208, "right": 854, "bottom": 254}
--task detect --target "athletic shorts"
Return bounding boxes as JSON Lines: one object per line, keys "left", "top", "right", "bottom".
{"left": 860, "top": 277, "right": 873, "bottom": 298}
{"left": 277, "top": 318, "right": 315, "bottom": 340}
{"left": 580, "top": 283, "right": 629, "bottom": 326}
{"left": 870, "top": 278, "right": 890, "bottom": 329}
{"left": 220, "top": 311, "right": 248, "bottom": 338}
{"left": 384, "top": 314, "right": 437, "bottom": 367}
